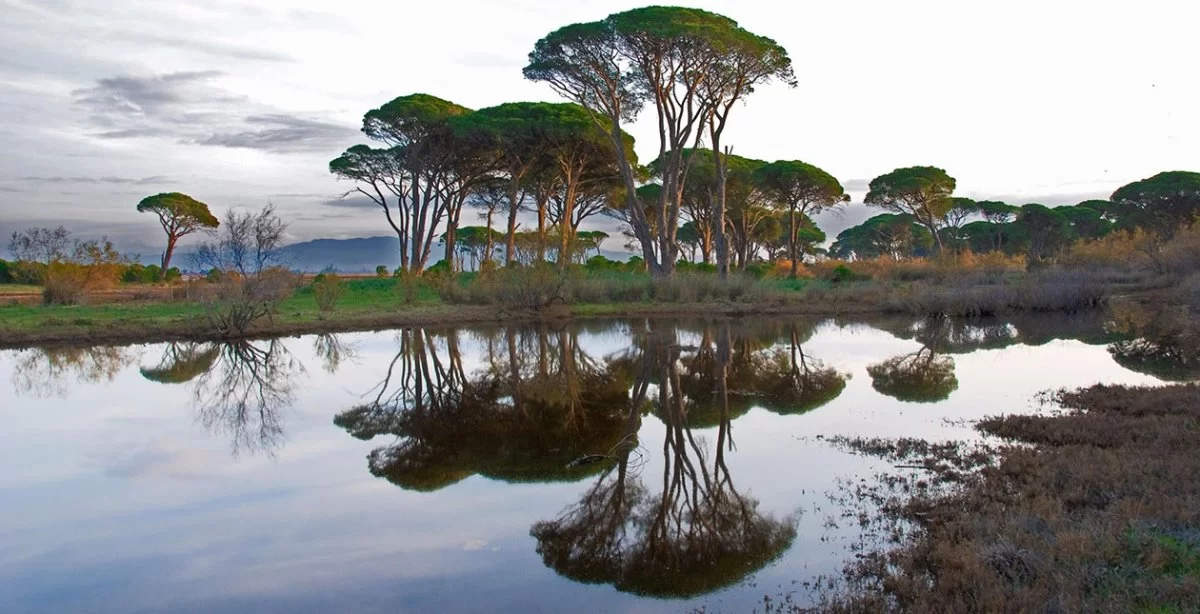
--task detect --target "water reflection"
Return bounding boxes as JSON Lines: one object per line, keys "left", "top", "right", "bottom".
{"left": 191, "top": 340, "right": 301, "bottom": 456}
{"left": 1106, "top": 302, "right": 1200, "bottom": 382}
{"left": 136, "top": 340, "right": 303, "bottom": 455}
{"left": 867, "top": 316, "right": 959, "bottom": 403}
{"left": 11, "top": 345, "right": 142, "bottom": 398}
{"left": 1108, "top": 338, "right": 1200, "bottom": 381}
{"left": 1, "top": 313, "right": 1187, "bottom": 612}
{"left": 334, "top": 327, "right": 634, "bottom": 489}
{"left": 532, "top": 322, "right": 798, "bottom": 598}
{"left": 312, "top": 333, "right": 358, "bottom": 374}
{"left": 139, "top": 342, "right": 219, "bottom": 384}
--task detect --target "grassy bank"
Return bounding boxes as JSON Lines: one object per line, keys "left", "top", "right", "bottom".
{"left": 0, "top": 266, "right": 1157, "bottom": 347}
{"left": 819, "top": 383, "right": 1200, "bottom": 612}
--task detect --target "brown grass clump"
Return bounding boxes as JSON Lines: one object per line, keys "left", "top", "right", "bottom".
{"left": 820, "top": 384, "right": 1200, "bottom": 613}
{"left": 1060, "top": 229, "right": 1151, "bottom": 270}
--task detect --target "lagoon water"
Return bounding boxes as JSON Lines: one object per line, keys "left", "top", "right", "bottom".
{"left": 0, "top": 316, "right": 1168, "bottom": 613}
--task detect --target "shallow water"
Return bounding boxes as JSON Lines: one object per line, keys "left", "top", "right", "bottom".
{"left": 0, "top": 315, "right": 1170, "bottom": 613}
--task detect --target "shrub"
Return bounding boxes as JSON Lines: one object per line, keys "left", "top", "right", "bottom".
{"left": 10, "top": 261, "right": 47, "bottom": 285}
{"left": 375, "top": 265, "right": 389, "bottom": 278}
{"left": 438, "top": 263, "right": 568, "bottom": 311}
{"left": 585, "top": 255, "right": 621, "bottom": 272}
{"left": 312, "top": 271, "right": 344, "bottom": 312}
{"left": 196, "top": 267, "right": 298, "bottom": 334}
{"left": 42, "top": 262, "right": 89, "bottom": 305}
{"left": 1160, "top": 224, "right": 1200, "bottom": 276}
{"left": 193, "top": 204, "right": 293, "bottom": 335}
{"left": 743, "top": 262, "right": 774, "bottom": 279}
{"left": 40, "top": 239, "right": 125, "bottom": 305}
{"left": 831, "top": 264, "right": 854, "bottom": 283}
{"left": 0, "top": 259, "right": 11, "bottom": 284}
{"left": 121, "top": 263, "right": 167, "bottom": 284}
{"left": 393, "top": 269, "right": 420, "bottom": 305}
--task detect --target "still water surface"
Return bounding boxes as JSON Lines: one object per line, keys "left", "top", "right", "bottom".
{"left": 0, "top": 316, "right": 1169, "bottom": 613}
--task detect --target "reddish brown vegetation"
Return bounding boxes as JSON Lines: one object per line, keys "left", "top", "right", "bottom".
{"left": 820, "top": 384, "right": 1200, "bottom": 613}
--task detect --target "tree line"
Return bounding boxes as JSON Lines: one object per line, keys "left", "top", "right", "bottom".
{"left": 325, "top": 6, "right": 1199, "bottom": 278}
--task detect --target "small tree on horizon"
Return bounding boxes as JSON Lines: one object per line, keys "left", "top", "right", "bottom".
{"left": 864, "top": 166, "right": 956, "bottom": 252}
{"left": 137, "top": 192, "right": 219, "bottom": 272}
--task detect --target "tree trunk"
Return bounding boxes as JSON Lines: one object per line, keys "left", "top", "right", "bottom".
{"left": 506, "top": 178, "right": 520, "bottom": 265}
{"left": 559, "top": 167, "right": 578, "bottom": 269}
{"left": 444, "top": 222, "right": 457, "bottom": 274}
{"left": 606, "top": 122, "right": 659, "bottom": 276}
{"left": 162, "top": 235, "right": 178, "bottom": 272}
{"left": 788, "top": 207, "right": 799, "bottom": 278}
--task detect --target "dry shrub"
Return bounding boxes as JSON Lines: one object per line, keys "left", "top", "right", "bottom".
{"left": 41, "top": 242, "right": 125, "bottom": 305}
{"left": 440, "top": 267, "right": 778, "bottom": 308}
{"left": 891, "top": 268, "right": 1107, "bottom": 317}
{"left": 944, "top": 250, "right": 1026, "bottom": 275}
{"left": 809, "top": 254, "right": 1023, "bottom": 284}
{"left": 393, "top": 269, "right": 421, "bottom": 306}
{"left": 1160, "top": 224, "right": 1200, "bottom": 275}
{"left": 825, "top": 384, "right": 1200, "bottom": 612}
{"left": 1061, "top": 229, "right": 1151, "bottom": 270}
{"left": 197, "top": 267, "right": 298, "bottom": 335}
{"left": 773, "top": 259, "right": 815, "bottom": 279}
{"left": 311, "top": 271, "right": 344, "bottom": 312}
{"left": 438, "top": 263, "right": 568, "bottom": 311}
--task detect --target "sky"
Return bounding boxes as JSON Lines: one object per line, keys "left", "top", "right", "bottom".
{"left": 1, "top": 0, "right": 1197, "bottom": 258}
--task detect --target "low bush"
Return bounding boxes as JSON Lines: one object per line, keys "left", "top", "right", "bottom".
{"left": 438, "top": 266, "right": 780, "bottom": 308}
{"left": 1060, "top": 229, "right": 1149, "bottom": 270}
{"left": 120, "top": 263, "right": 170, "bottom": 284}
{"left": 0, "top": 259, "right": 12, "bottom": 284}
{"left": 375, "top": 265, "right": 389, "bottom": 278}
{"left": 9, "top": 261, "right": 47, "bottom": 285}
{"left": 894, "top": 268, "right": 1107, "bottom": 317}
{"left": 197, "top": 267, "right": 299, "bottom": 335}
{"left": 311, "top": 271, "right": 344, "bottom": 312}
{"left": 1160, "top": 224, "right": 1200, "bottom": 276}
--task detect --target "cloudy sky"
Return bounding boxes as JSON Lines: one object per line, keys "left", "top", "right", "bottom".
{"left": 1, "top": 0, "right": 1197, "bottom": 257}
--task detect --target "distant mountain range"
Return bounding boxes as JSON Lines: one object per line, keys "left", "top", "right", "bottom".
{"left": 277, "top": 236, "right": 402, "bottom": 272}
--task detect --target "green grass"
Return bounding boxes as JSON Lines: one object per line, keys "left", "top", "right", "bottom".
{"left": 0, "top": 277, "right": 454, "bottom": 341}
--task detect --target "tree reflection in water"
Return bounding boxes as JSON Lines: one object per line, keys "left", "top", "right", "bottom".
{"left": 331, "top": 320, "right": 852, "bottom": 595}
{"left": 312, "top": 333, "right": 358, "bottom": 374}
{"left": 192, "top": 340, "right": 301, "bottom": 456}
{"left": 139, "top": 342, "right": 219, "bottom": 384}
{"left": 334, "top": 326, "right": 635, "bottom": 490}
{"left": 867, "top": 316, "right": 960, "bottom": 403}
{"left": 678, "top": 320, "right": 848, "bottom": 424}
{"left": 531, "top": 322, "right": 800, "bottom": 598}
{"left": 11, "top": 345, "right": 142, "bottom": 398}
{"left": 139, "top": 339, "right": 303, "bottom": 456}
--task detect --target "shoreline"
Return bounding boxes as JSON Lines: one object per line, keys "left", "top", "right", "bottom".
{"left": 0, "top": 300, "right": 887, "bottom": 349}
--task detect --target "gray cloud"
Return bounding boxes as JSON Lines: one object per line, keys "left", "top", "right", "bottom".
{"left": 198, "top": 114, "right": 356, "bottom": 153}
{"left": 73, "top": 71, "right": 239, "bottom": 120}
{"left": 323, "top": 194, "right": 380, "bottom": 209}
{"left": 17, "top": 175, "right": 174, "bottom": 185}
{"left": 123, "top": 32, "right": 293, "bottom": 63}
{"left": 72, "top": 71, "right": 352, "bottom": 153}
